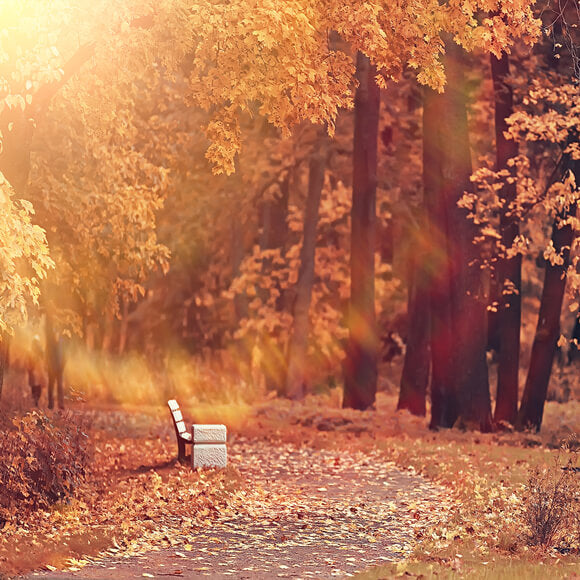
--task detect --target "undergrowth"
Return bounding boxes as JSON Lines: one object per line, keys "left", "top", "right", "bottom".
{"left": 0, "top": 410, "right": 91, "bottom": 525}
{"left": 523, "top": 438, "right": 580, "bottom": 549}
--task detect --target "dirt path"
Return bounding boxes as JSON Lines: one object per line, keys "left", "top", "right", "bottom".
{"left": 27, "top": 437, "right": 446, "bottom": 579}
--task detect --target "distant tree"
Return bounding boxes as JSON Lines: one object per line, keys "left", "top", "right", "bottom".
{"left": 286, "top": 127, "right": 329, "bottom": 399}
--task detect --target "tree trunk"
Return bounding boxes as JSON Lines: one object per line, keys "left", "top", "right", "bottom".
{"left": 45, "top": 313, "right": 65, "bottom": 410}
{"left": 101, "top": 312, "right": 114, "bottom": 352}
{"left": 285, "top": 127, "right": 329, "bottom": 400}
{"left": 118, "top": 297, "right": 130, "bottom": 355}
{"left": 0, "top": 108, "right": 34, "bottom": 193}
{"left": 423, "top": 81, "right": 458, "bottom": 428}
{"left": 260, "top": 173, "right": 290, "bottom": 259}
{"left": 424, "top": 40, "right": 492, "bottom": 431}
{"left": 342, "top": 52, "right": 380, "bottom": 410}
{"left": 0, "top": 332, "right": 10, "bottom": 400}
{"left": 397, "top": 243, "right": 430, "bottom": 416}
{"left": 518, "top": 204, "right": 577, "bottom": 431}
{"left": 491, "top": 53, "right": 521, "bottom": 427}
{"left": 231, "top": 210, "right": 249, "bottom": 323}
{"left": 259, "top": 171, "right": 291, "bottom": 392}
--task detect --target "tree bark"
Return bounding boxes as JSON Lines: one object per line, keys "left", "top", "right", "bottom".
{"left": 45, "top": 312, "right": 65, "bottom": 410}
{"left": 260, "top": 173, "right": 290, "bottom": 259}
{"left": 231, "top": 209, "right": 249, "bottom": 324}
{"left": 0, "top": 332, "right": 10, "bottom": 400}
{"left": 118, "top": 297, "right": 130, "bottom": 355}
{"left": 491, "top": 53, "right": 522, "bottom": 426}
{"left": 342, "top": 52, "right": 380, "bottom": 410}
{"left": 260, "top": 171, "right": 290, "bottom": 391}
{"left": 423, "top": 81, "right": 458, "bottom": 428}
{"left": 518, "top": 204, "right": 577, "bottom": 431}
{"left": 285, "top": 127, "right": 329, "bottom": 400}
{"left": 397, "top": 243, "right": 430, "bottom": 416}
{"left": 424, "top": 40, "right": 492, "bottom": 431}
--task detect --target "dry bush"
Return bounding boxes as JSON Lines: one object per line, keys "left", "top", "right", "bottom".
{"left": 0, "top": 410, "right": 91, "bottom": 524}
{"left": 523, "top": 439, "right": 580, "bottom": 549}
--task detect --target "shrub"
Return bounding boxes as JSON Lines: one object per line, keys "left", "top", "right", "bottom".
{"left": 523, "top": 440, "right": 580, "bottom": 549}
{"left": 0, "top": 410, "right": 91, "bottom": 523}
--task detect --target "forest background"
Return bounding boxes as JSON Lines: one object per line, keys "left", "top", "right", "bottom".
{"left": 0, "top": 0, "right": 579, "bottom": 577}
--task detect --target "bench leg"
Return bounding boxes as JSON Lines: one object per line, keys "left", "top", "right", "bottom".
{"left": 177, "top": 439, "right": 187, "bottom": 463}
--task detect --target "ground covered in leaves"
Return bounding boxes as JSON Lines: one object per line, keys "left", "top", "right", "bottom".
{"left": 26, "top": 438, "right": 445, "bottom": 579}
{"left": 0, "top": 393, "right": 579, "bottom": 579}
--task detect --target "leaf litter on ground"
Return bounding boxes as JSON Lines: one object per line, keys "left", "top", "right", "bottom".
{"left": 1, "top": 393, "right": 579, "bottom": 578}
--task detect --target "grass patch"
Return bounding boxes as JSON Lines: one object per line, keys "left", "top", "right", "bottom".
{"left": 246, "top": 393, "right": 580, "bottom": 577}
{"left": 355, "top": 546, "right": 580, "bottom": 579}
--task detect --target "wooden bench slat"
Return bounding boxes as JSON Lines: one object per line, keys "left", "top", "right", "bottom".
{"left": 167, "top": 399, "right": 193, "bottom": 463}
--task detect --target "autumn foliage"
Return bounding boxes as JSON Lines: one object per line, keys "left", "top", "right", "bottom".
{"left": 0, "top": 0, "right": 579, "bottom": 574}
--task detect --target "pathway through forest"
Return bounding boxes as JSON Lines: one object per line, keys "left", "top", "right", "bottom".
{"left": 28, "top": 437, "right": 447, "bottom": 579}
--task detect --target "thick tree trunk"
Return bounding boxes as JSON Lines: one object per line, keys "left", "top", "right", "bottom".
{"left": 424, "top": 40, "right": 492, "bottom": 431}
{"left": 342, "top": 52, "right": 380, "bottom": 410}
{"left": 491, "top": 53, "right": 522, "bottom": 426}
{"left": 423, "top": 82, "right": 458, "bottom": 428}
{"left": 518, "top": 204, "right": 577, "bottom": 431}
{"left": 285, "top": 128, "right": 329, "bottom": 400}
{"left": 397, "top": 244, "right": 430, "bottom": 416}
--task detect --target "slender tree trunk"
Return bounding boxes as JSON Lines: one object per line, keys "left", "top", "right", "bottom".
{"left": 260, "top": 172, "right": 290, "bottom": 391}
{"left": 343, "top": 52, "right": 380, "bottom": 410}
{"left": 231, "top": 209, "right": 249, "bottom": 323}
{"left": 0, "top": 108, "right": 34, "bottom": 193}
{"left": 260, "top": 173, "right": 290, "bottom": 258}
{"left": 285, "top": 127, "right": 329, "bottom": 400}
{"left": 0, "top": 332, "right": 10, "bottom": 400}
{"left": 518, "top": 203, "right": 577, "bottom": 431}
{"left": 101, "top": 312, "right": 114, "bottom": 352}
{"left": 118, "top": 297, "right": 129, "bottom": 355}
{"left": 45, "top": 312, "right": 65, "bottom": 410}
{"left": 425, "top": 40, "right": 492, "bottom": 430}
{"left": 85, "top": 319, "right": 97, "bottom": 351}
{"left": 397, "top": 242, "right": 430, "bottom": 415}
{"left": 491, "top": 53, "right": 522, "bottom": 426}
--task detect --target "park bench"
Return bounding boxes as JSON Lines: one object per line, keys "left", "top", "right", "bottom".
{"left": 167, "top": 399, "right": 193, "bottom": 462}
{"left": 167, "top": 399, "right": 228, "bottom": 468}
